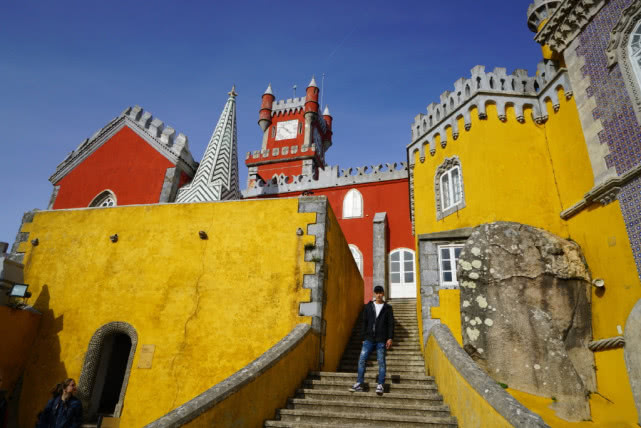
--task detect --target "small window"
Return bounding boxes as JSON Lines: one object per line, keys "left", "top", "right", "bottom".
{"left": 349, "top": 244, "right": 363, "bottom": 276}
{"left": 343, "top": 189, "right": 363, "bottom": 218}
{"left": 440, "top": 166, "right": 462, "bottom": 211}
{"left": 438, "top": 245, "right": 464, "bottom": 287}
{"left": 389, "top": 249, "right": 415, "bottom": 286}
{"left": 89, "top": 190, "right": 117, "bottom": 208}
{"left": 271, "top": 126, "right": 276, "bottom": 138}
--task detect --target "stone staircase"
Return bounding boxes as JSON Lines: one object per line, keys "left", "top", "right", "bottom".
{"left": 264, "top": 298, "right": 458, "bottom": 427}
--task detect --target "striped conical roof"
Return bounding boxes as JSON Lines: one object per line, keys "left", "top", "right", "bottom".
{"left": 176, "top": 86, "right": 240, "bottom": 203}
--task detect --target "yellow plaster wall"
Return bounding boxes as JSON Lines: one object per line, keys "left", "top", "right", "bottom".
{"left": 16, "top": 199, "right": 323, "bottom": 428}
{"left": 183, "top": 329, "right": 320, "bottom": 428}
{"left": 429, "top": 289, "right": 462, "bottom": 345}
{"left": 412, "top": 93, "right": 641, "bottom": 425}
{"left": 321, "top": 206, "right": 364, "bottom": 371}
{"left": 424, "top": 333, "right": 513, "bottom": 428}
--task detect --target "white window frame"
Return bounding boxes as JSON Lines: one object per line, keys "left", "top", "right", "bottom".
{"left": 440, "top": 166, "right": 462, "bottom": 212}
{"left": 438, "top": 244, "right": 464, "bottom": 288}
{"left": 342, "top": 189, "right": 363, "bottom": 219}
{"left": 348, "top": 244, "right": 363, "bottom": 276}
{"left": 630, "top": 21, "right": 641, "bottom": 91}
{"left": 389, "top": 248, "right": 416, "bottom": 287}
{"left": 89, "top": 190, "right": 117, "bottom": 208}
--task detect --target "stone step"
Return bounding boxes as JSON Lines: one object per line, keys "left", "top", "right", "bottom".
{"left": 301, "top": 380, "right": 437, "bottom": 394}
{"left": 340, "top": 359, "right": 425, "bottom": 367}
{"left": 338, "top": 365, "right": 425, "bottom": 374}
{"left": 342, "top": 348, "right": 422, "bottom": 356}
{"left": 344, "top": 345, "right": 420, "bottom": 352}
{"left": 287, "top": 398, "right": 452, "bottom": 418}
{"left": 294, "top": 388, "right": 444, "bottom": 405}
{"left": 274, "top": 409, "right": 458, "bottom": 427}
{"left": 307, "top": 372, "right": 433, "bottom": 386}
{"left": 341, "top": 353, "right": 424, "bottom": 362}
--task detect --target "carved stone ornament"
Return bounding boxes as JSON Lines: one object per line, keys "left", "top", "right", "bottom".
{"left": 606, "top": 2, "right": 641, "bottom": 67}
{"left": 535, "top": 0, "right": 608, "bottom": 52}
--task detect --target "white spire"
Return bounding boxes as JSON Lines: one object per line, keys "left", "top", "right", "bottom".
{"left": 308, "top": 76, "right": 318, "bottom": 88}
{"left": 323, "top": 105, "right": 331, "bottom": 116}
{"left": 175, "top": 86, "right": 240, "bottom": 203}
{"left": 264, "top": 83, "right": 273, "bottom": 95}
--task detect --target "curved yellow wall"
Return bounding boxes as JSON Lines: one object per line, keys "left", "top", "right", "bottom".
{"left": 412, "top": 90, "right": 641, "bottom": 424}
{"left": 17, "top": 199, "right": 323, "bottom": 427}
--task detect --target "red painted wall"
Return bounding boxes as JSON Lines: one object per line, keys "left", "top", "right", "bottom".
{"left": 53, "top": 126, "right": 175, "bottom": 209}
{"left": 253, "top": 178, "right": 413, "bottom": 302}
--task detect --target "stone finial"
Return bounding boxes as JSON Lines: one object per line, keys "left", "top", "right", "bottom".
{"left": 228, "top": 85, "right": 238, "bottom": 98}
{"left": 264, "top": 83, "right": 273, "bottom": 95}
{"left": 308, "top": 76, "right": 318, "bottom": 88}
{"left": 323, "top": 105, "right": 331, "bottom": 116}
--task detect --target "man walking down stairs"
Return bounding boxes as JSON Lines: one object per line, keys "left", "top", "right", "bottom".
{"left": 264, "top": 298, "right": 458, "bottom": 427}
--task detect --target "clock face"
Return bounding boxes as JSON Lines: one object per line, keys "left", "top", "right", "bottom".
{"left": 275, "top": 120, "right": 298, "bottom": 141}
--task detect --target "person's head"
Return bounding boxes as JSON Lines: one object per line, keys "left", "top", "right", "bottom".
{"left": 373, "top": 286, "right": 385, "bottom": 303}
{"left": 51, "top": 378, "right": 76, "bottom": 398}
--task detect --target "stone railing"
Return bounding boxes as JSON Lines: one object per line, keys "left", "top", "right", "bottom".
{"left": 242, "top": 162, "right": 408, "bottom": 197}
{"left": 408, "top": 61, "right": 573, "bottom": 163}
{"left": 49, "top": 106, "right": 197, "bottom": 184}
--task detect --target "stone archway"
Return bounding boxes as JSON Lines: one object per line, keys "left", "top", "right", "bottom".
{"left": 77, "top": 322, "right": 138, "bottom": 421}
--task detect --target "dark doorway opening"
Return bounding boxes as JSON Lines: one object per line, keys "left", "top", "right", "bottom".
{"left": 89, "top": 333, "right": 132, "bottom": 420}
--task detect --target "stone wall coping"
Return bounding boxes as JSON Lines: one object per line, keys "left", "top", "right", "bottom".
{"left": 49, "top": 106, "right": 198, "bottom": 185}
{"left": 560, "top": 162, "right": 641, "bottom": 219}
{"left": 242, "top": 162, "right": 408, "bottom": 197}
{"left": 144, "top": 323, "right": 313, "bottom": 428}
{"left": 535, "top": 0, "right": 607, "bottom": 52}
{"left": 429, "top": 324, "right": 550, "bottom": 428}
{"left": 418, "top": 227, "right": 475, "bottom": 242}
{"left": 373, "top": 212, "right": 387, "bottom": 223}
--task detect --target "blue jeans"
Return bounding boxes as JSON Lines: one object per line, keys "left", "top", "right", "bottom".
{"left": 357, "top": 340, "right": 386, "bottom": 385}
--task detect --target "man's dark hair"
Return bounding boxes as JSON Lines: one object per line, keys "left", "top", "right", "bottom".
{"left": 373, "top": 286, "right": 384, "bottom": 293}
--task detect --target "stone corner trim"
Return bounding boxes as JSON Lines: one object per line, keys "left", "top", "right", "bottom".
{"left": 9, "top": 210, "right": 39, "bottom": 264}
{"left": 144, "top": 323, "right": 313, "bottom": 428}
{"left": 429, "top": 324, "right": 550, "bottom": 428}
{"left": 561, "top": 163, "right": 641, "bottom": 219}
{"left": 298, "top": 196, "right": 329, "bottom": 335}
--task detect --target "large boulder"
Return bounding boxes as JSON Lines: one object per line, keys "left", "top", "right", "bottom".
{"left": 458, "top": 222, "right": 595, "bottom": 422}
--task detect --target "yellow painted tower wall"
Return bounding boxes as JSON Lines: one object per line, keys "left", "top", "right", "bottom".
{"left": 412, "top": 89, "right": 640, "bottom": 424}
{"left": 16, "top": 197, "right": 363, "bottom": 427}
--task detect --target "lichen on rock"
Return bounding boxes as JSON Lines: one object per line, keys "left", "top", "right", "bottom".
{"left": 458, "top": 221, "right": 595, "bottom": 422}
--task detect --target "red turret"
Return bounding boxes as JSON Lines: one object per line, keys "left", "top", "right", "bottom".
{"left": 305, "top": 76, "right": 319, "bottom": 114}
{"left": 258, "top": 83, "right": 275, "bottom": 132}
{"left": 323, "top": 105, "right": 332, "bottom": 131}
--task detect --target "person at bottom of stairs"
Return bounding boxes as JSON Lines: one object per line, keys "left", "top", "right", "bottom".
{"left": 349, "top": 285, "right": 394, "bottom": 396}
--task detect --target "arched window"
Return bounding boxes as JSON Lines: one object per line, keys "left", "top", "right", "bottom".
{"left": 343, "top": 189, "right": 363, "bottom": 218}
{"left": 435, "top": 157, "right": 466, "bottom": 220}
{"left": 630, "top": 21, "right": 641, "bottom": 88}
{"left": 349, "top": 244, "right": 363, "bottom": 276}
{"left": 89, "top": 190, "right": 117, "bottom": 208}
{"left": 389, "top": 248, "right": 416, "bottom": 298}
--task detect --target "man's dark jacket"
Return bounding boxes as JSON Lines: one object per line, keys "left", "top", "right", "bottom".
{"left": 361, "top": 301, "right": 394, "bottom": 342}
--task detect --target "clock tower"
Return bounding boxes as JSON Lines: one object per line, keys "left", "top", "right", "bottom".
{"left": 245, "top": 77, "right": 333, "bottom": 187}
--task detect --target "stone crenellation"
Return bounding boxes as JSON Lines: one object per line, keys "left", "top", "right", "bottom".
{"left": 408, "top": 61, "right": 573, "bottom": 163}
{"left": 242, "top": 162, "right": 408, "bottom": 197}
{"left": 50, "top": 106, "right": 197, "bottom": 185}
{"left": 271, "top": 97, "right": 306, "bottom": 115}
{"left": 527, "top": 0, "right": 562, "bottom": 33}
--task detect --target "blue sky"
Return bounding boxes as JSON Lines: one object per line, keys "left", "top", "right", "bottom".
{"left": 0, "top": 1, "right": 543, "bottom": 245}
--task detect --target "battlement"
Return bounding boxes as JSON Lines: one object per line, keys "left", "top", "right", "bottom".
{"left": 271, "top": 97, "right": 306, "bottom": 115}
{"left": 408, "top": 61, "right": 573, "bottom": 163}
{"left": 242, "top": 162, "right": 408, "bottom": 197}
{"left": 50, "top": 106, "right": 198, "bottom": 185}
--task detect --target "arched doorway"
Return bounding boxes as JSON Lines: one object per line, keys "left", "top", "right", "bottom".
{"left": 77, "top": 322, "right": 137, "bottom": 422}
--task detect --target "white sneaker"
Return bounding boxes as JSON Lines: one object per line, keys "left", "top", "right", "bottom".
{"left": 376, "top": 384, "right": 384, "bottom": 395}
{"left": 349, "top": 382, "right": 363, "bottom": 392}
